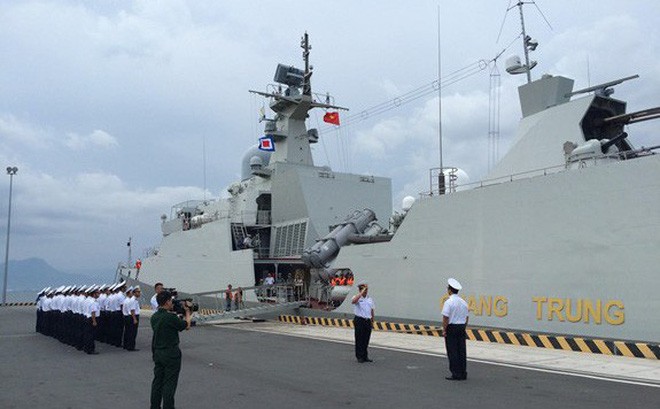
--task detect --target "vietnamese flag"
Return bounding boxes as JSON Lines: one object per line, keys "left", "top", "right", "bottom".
{"left": 323, "top": 111, "right": 340, "bottom": 125}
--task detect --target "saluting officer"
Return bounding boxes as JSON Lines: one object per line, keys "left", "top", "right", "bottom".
{"left": 351, "top": 281, "right": 375, "bottom": 363}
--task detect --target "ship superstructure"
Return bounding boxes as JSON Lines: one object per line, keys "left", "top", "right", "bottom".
{"left": 129, "top": 34, "right": 391, "bottom": 308}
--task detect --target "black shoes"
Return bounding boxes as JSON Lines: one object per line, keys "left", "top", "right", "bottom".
{"left": 87, "top": 351, "right": 99, "bottom": 355}
{"left": 357, "top": 358, "right": 373, "bottom": 363}
{"left": 445, "top": 375, "right": 467, "bottom": 381}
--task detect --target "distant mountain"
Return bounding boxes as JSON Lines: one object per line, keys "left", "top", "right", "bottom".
{"left": 0, "top": 258, "right": 112, "bottom": 292}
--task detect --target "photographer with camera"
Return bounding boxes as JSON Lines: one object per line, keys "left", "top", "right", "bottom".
{"left": 150, "top": 290, "right": 192, "bottom": 409}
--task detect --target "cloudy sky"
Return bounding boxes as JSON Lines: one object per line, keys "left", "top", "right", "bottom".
{"left": 1, "top": 0, "right": 659, "bottom": 278}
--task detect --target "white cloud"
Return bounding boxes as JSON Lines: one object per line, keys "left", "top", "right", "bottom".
{"left": 64, "top": 129, "right": 118, "bottom": 150}
{"left": 4, "top": 167, "right": 207, "bottom": 272}
{"left": 0, "top": 113, "right": 50, "bottom": 148}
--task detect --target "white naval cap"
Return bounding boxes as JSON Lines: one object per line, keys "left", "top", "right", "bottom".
{"left": 357, "top": 280, "right": 368, "bottom": 287}
{"left": 133, "top": 286, "right": 141, "bottom": 291}
{"left": 448, "top": 278, "right": 462, "bottom": 291}
{"left": 127, "top": 286, "right": 134, "bottom": 292}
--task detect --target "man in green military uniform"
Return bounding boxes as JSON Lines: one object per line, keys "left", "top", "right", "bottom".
{"left": 150, "top": 291, "right": 192, "bottom": 409}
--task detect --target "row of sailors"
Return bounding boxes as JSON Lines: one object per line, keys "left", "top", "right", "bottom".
{"left": 36, "top": 282, "right": 142, "bottom": 354}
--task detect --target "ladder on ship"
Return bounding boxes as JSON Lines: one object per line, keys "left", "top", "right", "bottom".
{"left": 231, "top": 223, "right": 248, "bottom": 250}
{"left": 195, "top": 301, "right": 306, "bottom": 325}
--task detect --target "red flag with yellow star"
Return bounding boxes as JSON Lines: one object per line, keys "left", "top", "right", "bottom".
{"left": 323, "top": 111, "right": 340, "bottom": 125}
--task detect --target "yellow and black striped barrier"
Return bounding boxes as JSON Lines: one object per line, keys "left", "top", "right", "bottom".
{"left": 278, "top": 315, "right": 660, "bottom": 360}
{"left": 199, "top": 308, "right": 222, "bottom": 315}
{"left": 1, "top": 302, "right": 36, "bottom": 307}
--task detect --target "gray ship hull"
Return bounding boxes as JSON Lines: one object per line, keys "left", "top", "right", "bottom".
{"left": 333, "top": 154, "right": 660, "bottom": 342}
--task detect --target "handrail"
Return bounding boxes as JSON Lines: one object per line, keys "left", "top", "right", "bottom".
{"left": 419, "top": 145, "right": 659, "bottom": 198}
{"left": 192, "top": 283, "right": 309, "bottom": 307}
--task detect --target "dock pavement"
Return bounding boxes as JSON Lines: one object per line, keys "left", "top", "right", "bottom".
{"left": 1, "top": 306, "right": 658, "bottom": 409}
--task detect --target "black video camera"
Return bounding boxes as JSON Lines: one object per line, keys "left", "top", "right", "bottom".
{"left": 165, "top": 287, "right": 199, "bottom": 315}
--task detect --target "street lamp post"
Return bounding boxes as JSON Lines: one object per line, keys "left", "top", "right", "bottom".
{"left": 2, "top": 166, "right": 18, "bottom": 305}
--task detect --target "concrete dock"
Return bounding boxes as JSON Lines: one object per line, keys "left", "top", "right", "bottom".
{"left": 1, "top": 306, "right": 658, "bottom": 408}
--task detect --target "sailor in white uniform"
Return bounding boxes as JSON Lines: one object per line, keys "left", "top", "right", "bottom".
{"left": 123, "top": 286, "right": 140, "bottom": 351}
{"left": 151, "top": 282, "right": 164, "bottom": 311}
{"left": 351, "top": 281, "right": 375, "bottom": 363}
{"left": 442, "top": 278, "right": 469, "bottom": 380}
{"left": 83, "top": 286, "right": 101, "bottom": 354}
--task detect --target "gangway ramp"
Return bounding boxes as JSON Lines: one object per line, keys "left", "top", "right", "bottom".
{"left": 195, "top": 301, "right": 306, "bottom": 325}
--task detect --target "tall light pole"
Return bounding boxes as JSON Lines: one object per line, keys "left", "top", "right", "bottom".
{"left": 2, "top": 166, "right": 18, "bottom": 305}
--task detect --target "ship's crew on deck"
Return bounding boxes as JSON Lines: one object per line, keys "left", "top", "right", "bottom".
{"left": 264, "top": 272, "right": 275, "bottom": 297}
{"left": 351, "top": 281, "right": 374, "bottom": 363}
{"left": 442, "top": 278, "right": 469, "bottom": 380}
{"left": 151, "top": 282, "right": 164, "bottom": 311}
{"left": 151, "top": 290, "right": 192, "bottom": 409}
{"left": 225, "top": 284, "right": 233, "bottom": 311}
{"left": 242, "top": 234, "right": 253, "bottom": 248}
{"left": 264, "top": 273, "right": 274, "bottom": 285}
{"left": 294, "top": 270, "right": 304, "bottom": 300}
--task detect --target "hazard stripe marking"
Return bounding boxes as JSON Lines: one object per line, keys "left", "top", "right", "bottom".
{"left": 506, "top": 332, "right": 520, "bottom": 345}
{"left": 277, "top": 315, "right": 658, "bottom": 360}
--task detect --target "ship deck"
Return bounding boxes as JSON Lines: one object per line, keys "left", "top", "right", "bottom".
{"left": 1, "top": 306, "right": 658, "bottom": 408}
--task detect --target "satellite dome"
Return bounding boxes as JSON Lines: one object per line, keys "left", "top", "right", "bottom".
{"left": 241, "top": 145, "right": 271, "bottom": 180}
{"left": 402, "top": 196, "right": 415, "bottom": 211}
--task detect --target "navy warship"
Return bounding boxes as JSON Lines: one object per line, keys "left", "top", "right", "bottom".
{"left": 120, "top": 4, "right": 660, "bottom": 343}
